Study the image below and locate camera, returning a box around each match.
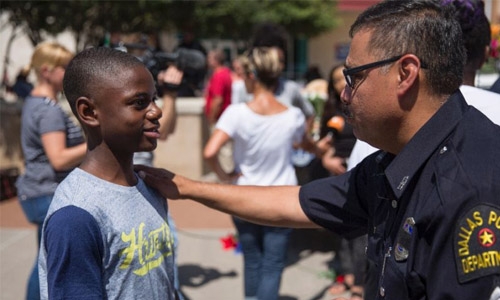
[115,43,207,95]
[139,47,207,79]
[119,43,206,78]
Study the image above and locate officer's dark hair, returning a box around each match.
[442,0,491,73]
[63,47,147,117]
[350,0,466,95]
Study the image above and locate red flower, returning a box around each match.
[220,233,238,251]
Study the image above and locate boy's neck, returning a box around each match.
[79,153,137,187]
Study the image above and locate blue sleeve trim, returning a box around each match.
[44,206,105,298]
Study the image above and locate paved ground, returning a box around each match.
[0,195,352,300]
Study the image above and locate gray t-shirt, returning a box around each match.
[39,168,176,299]
[275,78,315,118]
[16,96,85,200]
[275,78,316,167]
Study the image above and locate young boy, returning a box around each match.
[38,47,179,299]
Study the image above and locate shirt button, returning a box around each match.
[440,146,448,154]
[380,286,385,297]
[392,200,398,208]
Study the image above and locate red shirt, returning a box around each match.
[204,67,232,121]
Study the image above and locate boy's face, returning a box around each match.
[93,65,161,154]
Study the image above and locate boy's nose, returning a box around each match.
[147,103,162,120]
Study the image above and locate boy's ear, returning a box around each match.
[76,97,99,127]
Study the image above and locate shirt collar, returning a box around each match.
[382,90,469,198]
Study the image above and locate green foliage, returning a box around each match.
[193,0,338,39]
[1,0,339,49]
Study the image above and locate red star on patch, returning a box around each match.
[477,228,496,247]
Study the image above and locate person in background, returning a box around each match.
[12,66,34,100]
[250,22,318,185]
[176,30,207,97]
[15,42,87,300]
[38,47,179,299]
[318,64,356,178]
[303,65,323,85]
[203,47,307,300]
[231,55,252,105]
[205,49,233,127]
[137,1,500,299]
[204,49,234,175]
[315,64,364,300]
[444,0,500,125]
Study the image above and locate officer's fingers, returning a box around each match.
[136,167,180,199]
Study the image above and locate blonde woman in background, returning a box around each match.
[15,42,87,299]
[203,47,307,300]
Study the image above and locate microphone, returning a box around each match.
[327,115,345,134]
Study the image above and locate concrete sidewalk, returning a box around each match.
[1,197,349,300]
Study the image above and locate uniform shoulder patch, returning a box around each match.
[454,203,500,283]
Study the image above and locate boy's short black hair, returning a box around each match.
[63,47,146,116]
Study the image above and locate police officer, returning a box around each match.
[136,1,500,299]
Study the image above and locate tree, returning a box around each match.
[1,0,338,49]
[0,1,177,50]
[191,0,339,39]
[1,0,339,82]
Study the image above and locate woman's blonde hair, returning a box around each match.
[241,47,282,90]
[28,42,74,77]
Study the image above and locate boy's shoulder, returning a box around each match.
[51,168,110,212]
[52,168,166,213]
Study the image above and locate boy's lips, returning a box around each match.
[143,126,160,139]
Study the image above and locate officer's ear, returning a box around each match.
[396,54,421,97]
[76,97,99,127]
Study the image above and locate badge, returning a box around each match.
[394,217,415,262]
[454,204,500,283]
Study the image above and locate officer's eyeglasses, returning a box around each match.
[343,55,413,90]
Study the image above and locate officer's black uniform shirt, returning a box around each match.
[299,91,500,300]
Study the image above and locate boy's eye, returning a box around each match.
[131,94,157,110]
[134,98,150,109]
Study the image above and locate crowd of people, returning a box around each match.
[9,0,500,299]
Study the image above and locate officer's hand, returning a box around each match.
[135,164,184,200]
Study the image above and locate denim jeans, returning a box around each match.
[19,194,53,300]
[232,217,292,300]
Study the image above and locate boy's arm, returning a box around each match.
[135,165,320,229]
[44,206,104,298]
